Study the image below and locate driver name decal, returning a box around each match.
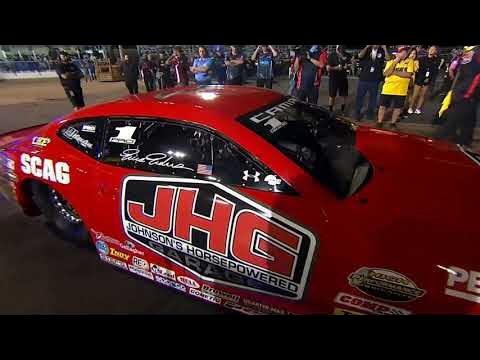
[121,176,317,300]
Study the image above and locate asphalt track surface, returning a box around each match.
[0,76,475,314]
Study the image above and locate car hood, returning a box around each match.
[0,124,48,149]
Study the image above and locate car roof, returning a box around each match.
[67,85,285,124]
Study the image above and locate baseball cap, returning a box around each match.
[397,45,410,52]
[59,51,70,56]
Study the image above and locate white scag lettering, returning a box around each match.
[20,154,70,184]
[445,266,480,303]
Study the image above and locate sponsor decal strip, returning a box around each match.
[125,220,299,295]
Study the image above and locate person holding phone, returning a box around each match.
[251,45,278,89]
[354,45,390,121]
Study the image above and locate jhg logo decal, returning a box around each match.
[121,176,317,300]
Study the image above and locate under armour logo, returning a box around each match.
[243,170,260,182]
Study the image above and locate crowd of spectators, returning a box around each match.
[3,44,478,147]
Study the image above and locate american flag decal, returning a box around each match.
[196,164,213,176]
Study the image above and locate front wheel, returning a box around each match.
[30,182,91,248]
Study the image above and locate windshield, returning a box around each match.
[237,97,372,197]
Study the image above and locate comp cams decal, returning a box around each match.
[334,292,411,315]
[121,176,317,300]
[348,267,426,302]
[441,265,480,304]
[20,154,70,184]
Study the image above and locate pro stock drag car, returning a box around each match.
[1,85,480,315]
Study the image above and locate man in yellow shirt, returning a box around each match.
[377,46,415,127]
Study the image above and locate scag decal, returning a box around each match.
[334,292,411,315]
[348,267,426,302]
[20,154,70,184]
[121,176,317,300]
[441,265,480,303]
[32,137,51,147]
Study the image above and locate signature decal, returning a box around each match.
[120,149,194,172]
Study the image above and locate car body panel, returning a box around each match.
[1,86,479,315]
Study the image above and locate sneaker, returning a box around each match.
[414,109,422,115]
[407,108,414,114]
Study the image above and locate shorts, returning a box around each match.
[414,76,433,87]
[379,94,406,109]
[329,77,348,97]
[64,87,85,108]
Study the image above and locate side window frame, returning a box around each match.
[100,117,214,178]
[57,117,107,160]
[99,116,296,194]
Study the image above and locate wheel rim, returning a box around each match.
[49,189,82,224]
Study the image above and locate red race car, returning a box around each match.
[1,85,479,315]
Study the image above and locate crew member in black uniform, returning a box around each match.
[120,53,140,94]
[55,51,85,110]
[436,46,480,146]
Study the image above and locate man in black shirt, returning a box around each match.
[354,45,390,120]
[327,45,350,114]
[293,47,322,104]
[408,46,440,114]
[120,54,140,94]
[55,51,85,110]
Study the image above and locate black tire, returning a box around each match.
[30,182,91,248]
